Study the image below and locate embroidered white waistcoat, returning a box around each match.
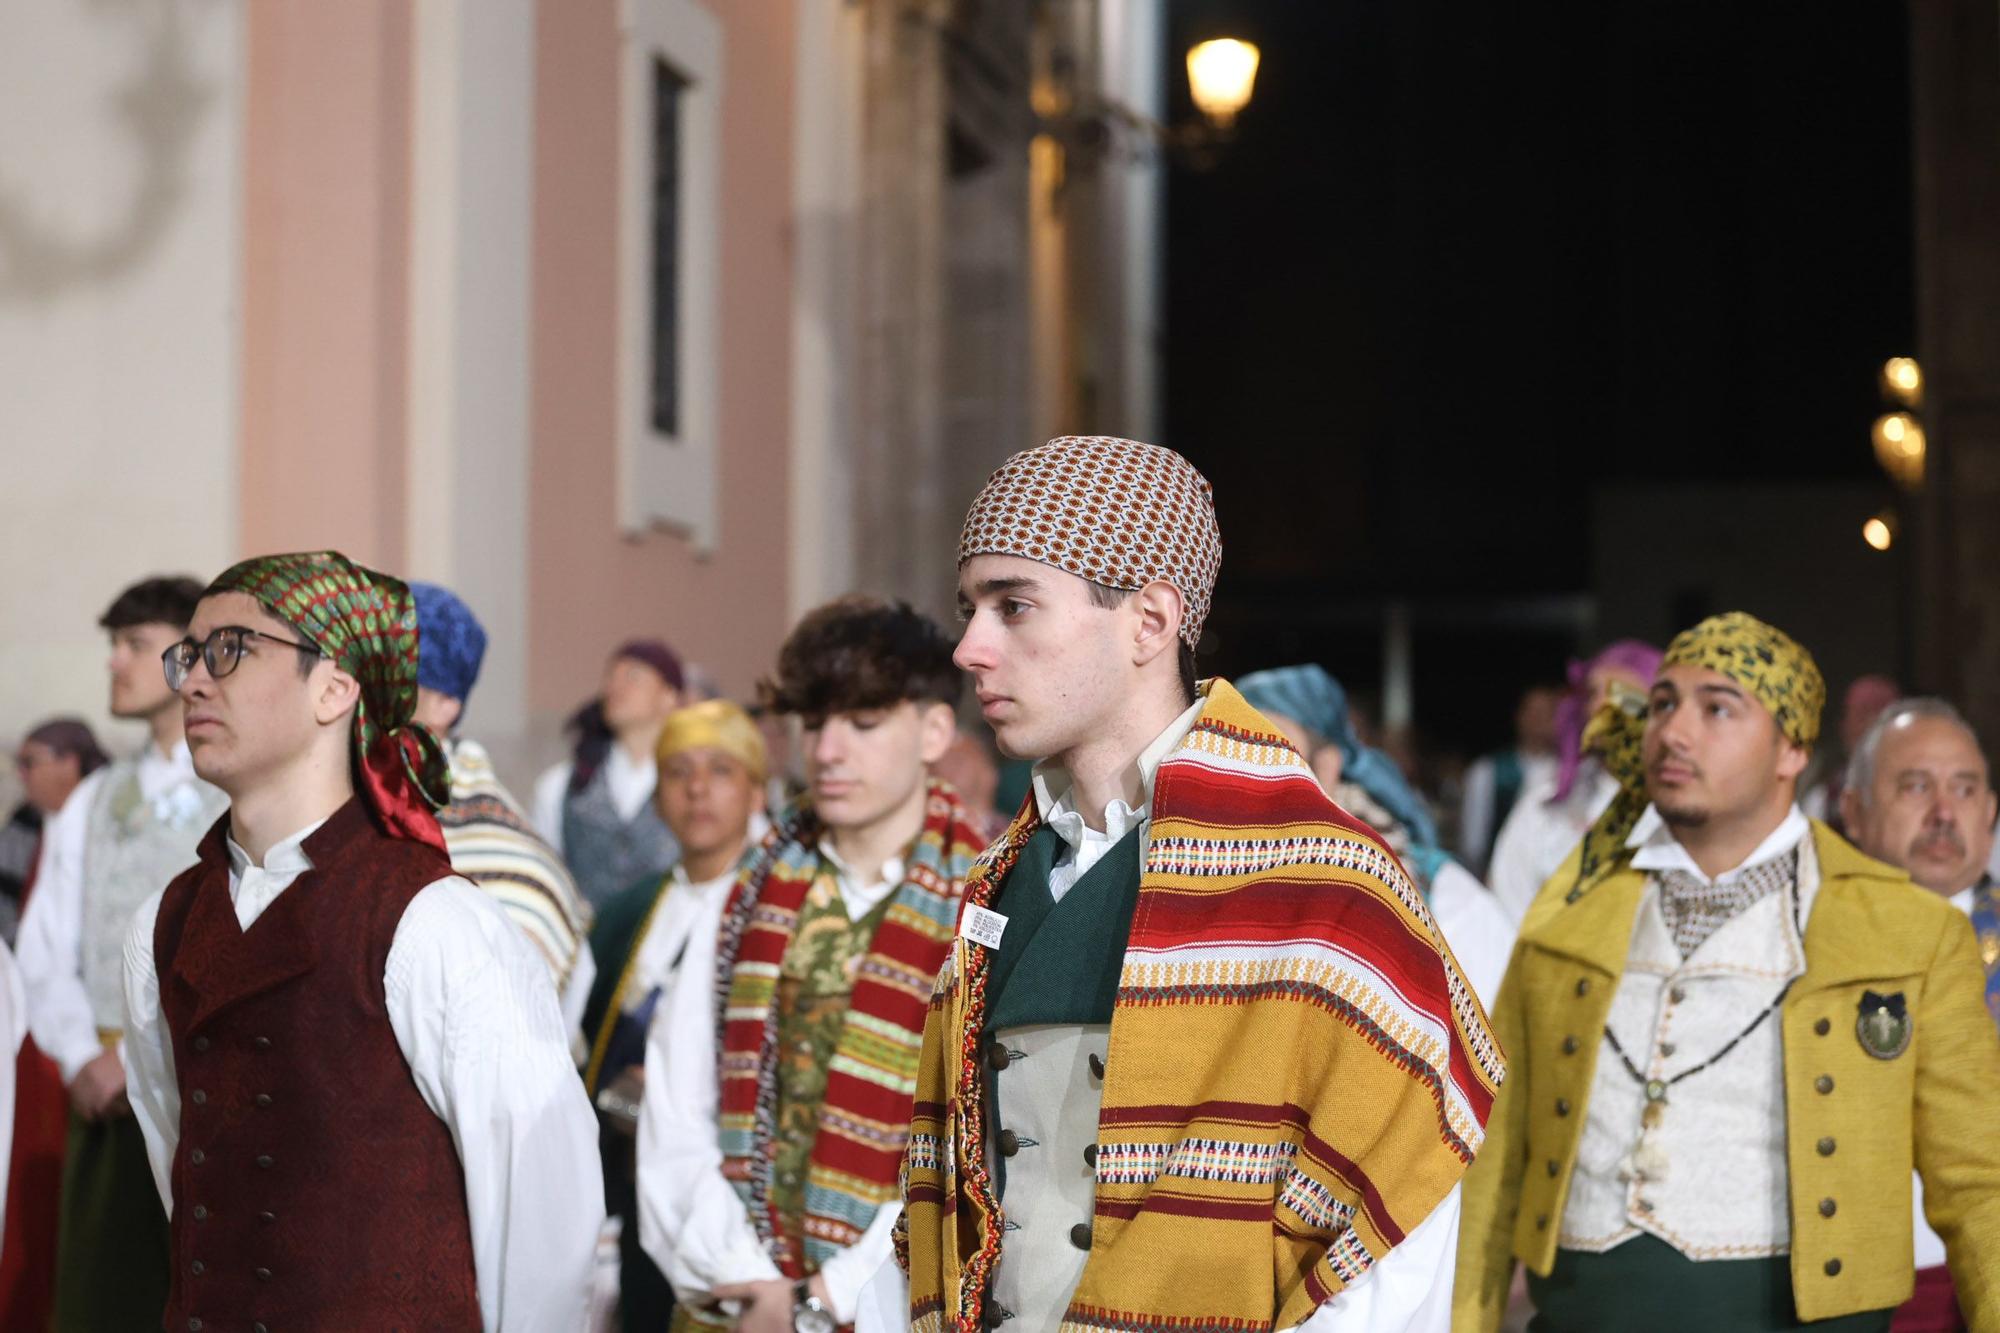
[1560,836,1822,1259]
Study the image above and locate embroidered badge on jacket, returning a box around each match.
[1856,990,1912,1060]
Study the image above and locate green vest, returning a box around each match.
[986,824,1145,1031]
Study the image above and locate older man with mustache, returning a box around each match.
[1841,697,2000,1331]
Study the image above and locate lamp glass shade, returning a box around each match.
[1187,39,1260,127]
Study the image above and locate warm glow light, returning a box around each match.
[1187,39,1260,128]
[1872,412,1927,489]
[1862,516,1894,552]
[1881,356,1923,408]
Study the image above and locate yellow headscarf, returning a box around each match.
[655,700,768,783]
[1568,611,1824,900]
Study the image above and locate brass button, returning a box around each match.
[1815,1075,1834,1095]
[191,1090,207,1106]
[1535,1214,1549,1231]
[1814,1017,1831,1036]
[1561,1035,1579,1055]
[1069,1222,1093,1251]
[191,1260,205,1275]
[254,1267,271,1282]
[1817,1137,1836,1157]
[256,1154,275,1169]
[1546,1160,1559,1177]
[1088,1053,1105,1079]
[986,1041,1010,1072]
[192,1036,210,1053]
[1658,1043,1676,1057]
[255,1093,273,1109]
[1555,1098,1571,1117]
[1083,1144,1098,1169]
[1575,978,1591,997]
[1669,986,1687,1004]
[998,1131,1019,1157]
[1825,1258,1842,1276]
[1820,1198,1837,1218]
[192,1205,208,1221]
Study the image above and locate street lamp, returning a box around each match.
[1186,39,1261,131]
[1035,35,1261,167]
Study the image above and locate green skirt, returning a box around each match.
[54,1110,169,1332]
[1527,1234,1892,1333]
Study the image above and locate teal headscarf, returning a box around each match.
[1236,665,1451,884]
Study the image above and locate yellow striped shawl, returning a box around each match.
[897,680,1506,1331]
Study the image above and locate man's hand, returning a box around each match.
[712,1278,793,1333]
[69,1048,129,1121]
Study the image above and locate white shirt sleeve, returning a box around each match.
[0,939,26,1215]
[561,941,597,1041]
[1484,787,1549,926]
[1291,1184,1460,1332]
[1425,864,1515,1012]
[121,887,180,1210]
[855,1254,911,1333]
[817,1202,902,1323]
[1457,758,1497,867]
[635,885,782,1302]
[386,877,606,1333]
[16,770,110,1082]
[531,765,571,853]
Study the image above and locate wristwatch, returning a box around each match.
[793,1281,836,1333]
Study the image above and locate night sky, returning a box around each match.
[1163,1,1915,754]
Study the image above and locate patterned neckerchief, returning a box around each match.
[1655,848,1799,958]
[1971,876,1999,1027]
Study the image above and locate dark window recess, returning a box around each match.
[649,58,687,437]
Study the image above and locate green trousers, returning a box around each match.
[1527,1234,1892,1333]
[54,1110,169,1332]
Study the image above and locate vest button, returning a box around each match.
[1815,1017,1831,1036]
[255,1267,272,1282]
[998,1131,1020,1157]
[1535,1214,1549,1231]
[192,1205,207,1221]
[1820,1198,1837,1218]
[256,1154,275,1169]
[257,1212,276,1226]
[1554,1099,1570,1117]
[1561,1035,1578,1055]
[1815,1075,1834,1095]
[191,1260,205,1275]
[190,1150,205,1165]
[982,1303,1007,1329]
[1669,986,1687,1004]
[986,1041,1010,1071]
[1546,1160,1559,1177]
[191,1090,207,1106]
[1817,1137,1836,1157]
[1069,1223,1093,1251]
[192,1037,210,1053]
[1658,1043,1676,1058]
[1088,1053,1104,1079]
[253,1036,271,1051]
[255,1093,273,1108]
[189,1320,203,1332]
[1825,1258,1842,1277]
[1084,1144,1098,1169]
[255,1324,269,1333]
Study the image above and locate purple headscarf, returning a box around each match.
[1550,639,1663,803]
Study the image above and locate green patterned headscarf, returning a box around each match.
[206,551,451,849]
[1568,611,1825,901]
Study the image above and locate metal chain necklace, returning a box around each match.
[1604,978,1795,1130]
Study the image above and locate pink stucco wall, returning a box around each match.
[238,2,412,568]
[528,0,796,714]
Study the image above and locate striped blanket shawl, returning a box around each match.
[715,780,983,1277]
[899,680,1506,1331]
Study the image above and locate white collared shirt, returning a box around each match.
[1028,698,1205,902]
[624,863,740,1015]
[1625,802,1813,885]
[120,816,605,1332]
[816,840,907,922]
[17,739,207,1082]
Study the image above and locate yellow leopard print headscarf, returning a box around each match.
[1567,612,1825,900]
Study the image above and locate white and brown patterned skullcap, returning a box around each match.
[957,435,1223,647]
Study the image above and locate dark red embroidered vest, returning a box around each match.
[154,798,481,1332]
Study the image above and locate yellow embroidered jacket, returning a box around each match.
[1455,821,2000,1330]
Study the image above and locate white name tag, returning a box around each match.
[960,904,1009,950]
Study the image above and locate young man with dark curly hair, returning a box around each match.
[637,596,989,1333]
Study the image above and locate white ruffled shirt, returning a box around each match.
[855,700,1462,1333]
[120,815,605,1332]
[636,839,909,1323]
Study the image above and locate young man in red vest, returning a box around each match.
[119,551,603,1331]
[638,596,988,1332]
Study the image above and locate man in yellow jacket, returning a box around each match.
[1456,612,2000,1332]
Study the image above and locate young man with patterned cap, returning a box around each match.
[1456,612,2000,1333]
[584,698,769,1332]
[410,581,596,1032]
[638,597,988,1332]
[16,574,226,1330]
[870,436,1503,1332]
[119,551,603,1331]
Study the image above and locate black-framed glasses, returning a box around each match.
[163,626,324,690]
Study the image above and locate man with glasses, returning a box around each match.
[17,574,225,1330]
[120,551,602,1331]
